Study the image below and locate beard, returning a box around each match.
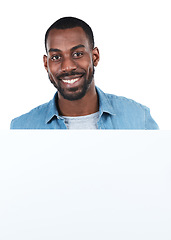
[49,67,95,101]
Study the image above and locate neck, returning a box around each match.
[57,84,99,117]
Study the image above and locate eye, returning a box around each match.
[73,52,84,58]
[50,55,61,61]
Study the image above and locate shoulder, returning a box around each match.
[10,101,50,129]
[107,93,149,111]
[97,86,149,112]
[96,87,159,129]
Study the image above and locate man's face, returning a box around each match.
[43,27,99,101]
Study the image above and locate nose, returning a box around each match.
[61,56,77,73]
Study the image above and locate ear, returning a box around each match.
[43,55,48,71]
[92,47,100,67]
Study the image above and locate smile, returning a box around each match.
[61,77,80,84]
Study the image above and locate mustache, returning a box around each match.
[56,71,85,80]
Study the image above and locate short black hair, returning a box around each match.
[45,17,94,52]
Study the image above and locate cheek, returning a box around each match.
[47,62,59,77]
[87,60,94,74]
[83,56,94,72]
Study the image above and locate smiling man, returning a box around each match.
[10,17,159,129]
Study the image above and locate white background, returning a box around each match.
[0,0,171,129]
[0,130,171,239]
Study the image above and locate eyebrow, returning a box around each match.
[48,44,85,53]
[71,44,85,51]
[48,48,61,53]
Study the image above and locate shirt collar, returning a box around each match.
[45,87,116,124]
[96,87,116,116]
[45,92,60,124]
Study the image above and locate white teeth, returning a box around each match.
[62,78,79,84]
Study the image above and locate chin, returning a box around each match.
[59,87,87,101]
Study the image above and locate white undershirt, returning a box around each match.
[61,111,100,129]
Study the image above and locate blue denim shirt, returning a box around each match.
[10,87,159,129]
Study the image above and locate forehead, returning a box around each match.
[46,27,90,52]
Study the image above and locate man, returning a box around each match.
[10,17,159,129]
